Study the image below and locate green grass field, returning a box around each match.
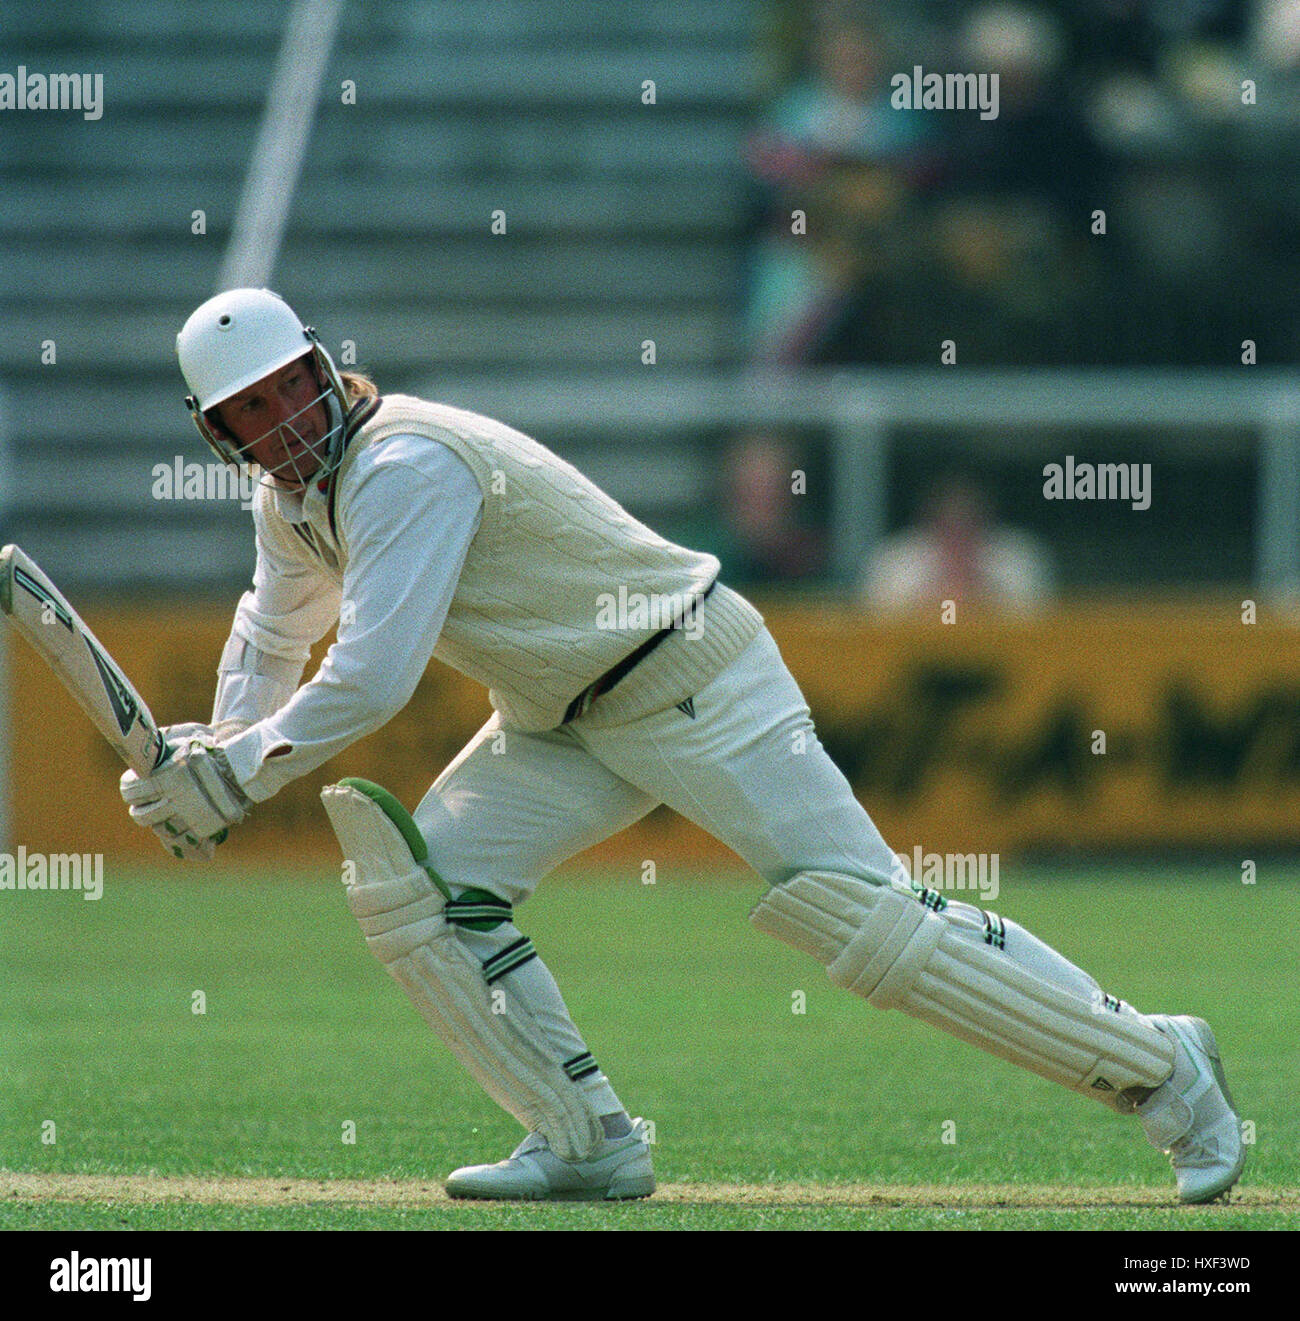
[1,860,1296,1230]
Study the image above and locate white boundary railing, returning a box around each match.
[440,370,1300,589]
[11,370,1300,594]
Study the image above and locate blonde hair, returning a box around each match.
[341,370,378,401]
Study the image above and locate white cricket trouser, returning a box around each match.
[411,627,1164,1133]
[414,628,897,902]
[412,626,897,1128]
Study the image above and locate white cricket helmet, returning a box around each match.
[176,287,350,486]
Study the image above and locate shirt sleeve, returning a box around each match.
[221,440,484,801]
[212,513,342,734]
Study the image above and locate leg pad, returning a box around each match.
[322,781,605,1160]
[753,872,1175,1106]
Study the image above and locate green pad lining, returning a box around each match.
[336,776,452,900]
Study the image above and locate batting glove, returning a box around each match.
[152,817,220,862]
[159,721,214,741]
[140,724,227,859]
[161,719,253,744]
[121,736,251,862]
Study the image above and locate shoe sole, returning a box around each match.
[1175,1017,1247,1204]
[446,1180,655,1202]
[445,1161,655,1202]
[605,1172,656,1200]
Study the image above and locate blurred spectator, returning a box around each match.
[922,4,1111,362]
[947,4,1104,216]
[861,474,1054,611]
[743,10,943,363]
[713,433,828,584]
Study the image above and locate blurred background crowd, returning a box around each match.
[694,0,1298,604]
[743,0,1300,370]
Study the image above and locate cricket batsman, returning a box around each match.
[120,288,1245,1203]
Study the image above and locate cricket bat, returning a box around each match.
[0,543,170,775]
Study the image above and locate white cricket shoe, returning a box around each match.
[446,1118,655,1201]
[1136,1015,1245,1204]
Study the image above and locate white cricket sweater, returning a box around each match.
[218,394,763,801]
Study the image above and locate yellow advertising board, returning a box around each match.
[3,601,1297,867]
[772,602,1298,856]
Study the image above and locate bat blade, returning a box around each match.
[0,543,170,776]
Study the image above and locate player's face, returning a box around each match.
[214,356,330,487]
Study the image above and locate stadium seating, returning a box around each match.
[0,0,756,588]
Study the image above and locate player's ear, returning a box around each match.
[205,405,234,439]
[204,406,254,461]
